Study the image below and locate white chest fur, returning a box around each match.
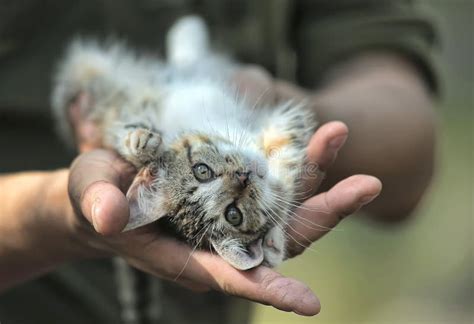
[159,79,256,143]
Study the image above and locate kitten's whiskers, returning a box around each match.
[256,191,321,255]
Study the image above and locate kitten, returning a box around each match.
[52,16,316,270]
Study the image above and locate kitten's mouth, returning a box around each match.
[211,238,264,270]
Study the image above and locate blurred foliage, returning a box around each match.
[253,1,473,323]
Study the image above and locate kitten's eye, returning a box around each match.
[193,163,214,182]
[225,205,243,226]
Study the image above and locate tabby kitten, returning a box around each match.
[52,16,316,270]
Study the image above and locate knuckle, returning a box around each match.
[261,275,293,302]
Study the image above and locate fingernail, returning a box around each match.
[294,293,320,316]
[91,199,100,231]
[328,134,347,150]
[359,194,377,206]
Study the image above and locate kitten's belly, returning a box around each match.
[158,80,250,140]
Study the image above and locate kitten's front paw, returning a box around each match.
[122,126,162,166]
[262,226,286,268]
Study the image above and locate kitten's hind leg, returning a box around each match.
[262,226,286,268]
[115,123,162,168]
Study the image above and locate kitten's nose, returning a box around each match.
[235,171,250,188]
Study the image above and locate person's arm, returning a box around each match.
[0,170,87,290]
[313,53,436,221]
[0,124,381,315]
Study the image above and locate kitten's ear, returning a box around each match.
[211,239,264,270]
[124,166,161,231]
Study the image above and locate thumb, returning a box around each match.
[68,150,136,235]
[80,181,130,235]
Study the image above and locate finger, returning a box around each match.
[287,175,382,257]
[130,236,320,316]
[68,92,103,152]
[76,119,102,153]
[81,181,130,235]
[306,121,349,172]
[229,65,276,106]
[298,121,349,200]
[68,150,136,235]
[188,252,321,316]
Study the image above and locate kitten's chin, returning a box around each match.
[211,238,264,270]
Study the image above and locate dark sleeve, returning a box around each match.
[292,0,439,93]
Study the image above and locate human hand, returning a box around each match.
[67,125,380,317]
[69,149,325,315]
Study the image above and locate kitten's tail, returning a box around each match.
[166,15,210,68]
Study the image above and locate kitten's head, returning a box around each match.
[131,133,284,269]
[127,105,315,270]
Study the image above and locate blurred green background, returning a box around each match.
[252,1,473,323]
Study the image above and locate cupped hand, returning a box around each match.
[69,149,321,315]
[66,66,381,316]
[67,133,380,317]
